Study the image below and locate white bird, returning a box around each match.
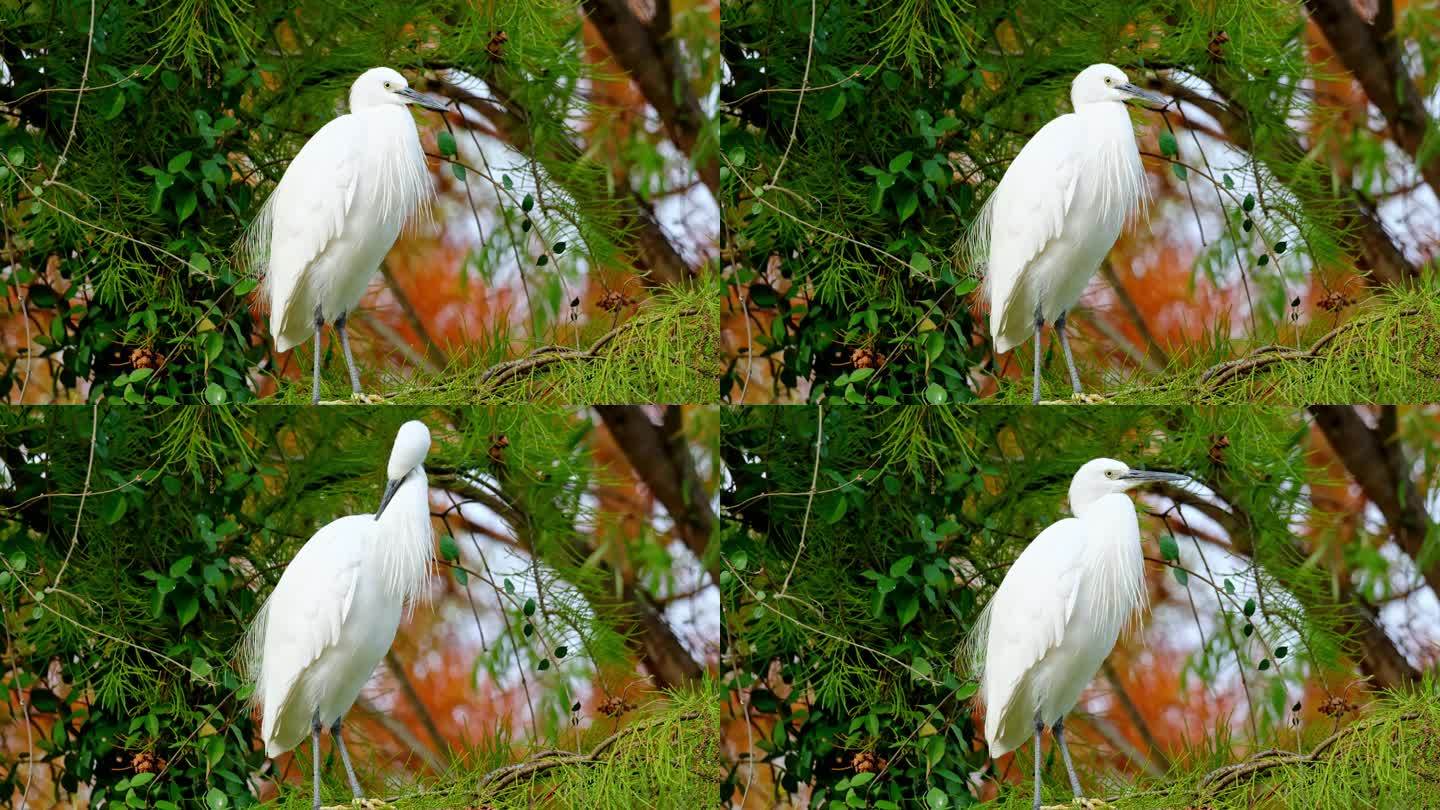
[243,67,447,404]
[243,420,434,809]
[970,458,1186,810]
[967,64,1165,404]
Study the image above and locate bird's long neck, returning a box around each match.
[1079,102,1148,222]
[373,467,433,605]
[1075,493,1148,632]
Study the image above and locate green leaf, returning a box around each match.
[522,193,534,212]
[849,367,875,383]
[825,494,849,524]
[437,131,457,157]
[1171,162,1188,181]
[889,556,914,577]
[451,162,465,181]
[1258,658,1271,671]
[1172,566,1189,586]
[910,252,933,278]
[538,658,551,671]
[896,189,919,222]
[523,597,536,616]
[438,535,460,562]
[924,383,947,404]
[1243,193,1255,212]
[1159,131,1178,158]
[851,772,875,786]
[926,786,948,808]
[7,146,24,166]
[825,92,847,121]
[191,657,213,679]
[1159,535,1179,562]
[206,787,227,810]
[177,593,199,627]
[1275,645,1288,659]
[1243,597,1256,617]
[888,151,914,173]
[1275,241,1288,254]
[175,189,198,223]
[204,382,227,405]
[955,681,979,700]
[555,645,568,658]
[167,151,193,173]
[130,772,155,788]
[169,556,194,577]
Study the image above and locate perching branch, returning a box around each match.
[477,711,702,791]
[1197,308,1419,388]
[478,306,701,388]
[1196,711,1420,793]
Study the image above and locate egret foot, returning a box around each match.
[1070,392,1107,404]
[350,392,384,404]
[320,802,389,810]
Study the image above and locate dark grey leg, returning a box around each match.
[1053,715,1083,798]
[311,712,323,810]
[1054,311,1083,395]
[312,307,324,406]
[1032,304,1044,405]
[1033,716,1044,810]
[334,312,363,396]
[331,716,365,799]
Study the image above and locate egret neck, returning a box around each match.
[371,465,432,607]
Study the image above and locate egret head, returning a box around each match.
[377,420,432,518]
[1070,64,1166,110]
[350,67,449,113]
[1069,457,1187,512]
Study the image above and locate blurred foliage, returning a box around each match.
[0,405,715,806]
[718,405,1434,807]
[720,0,1439,403]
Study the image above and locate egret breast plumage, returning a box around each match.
[967,64,1164,403]
[969,458,1187,809]
[244,420,435,808]
[243,67,448,404]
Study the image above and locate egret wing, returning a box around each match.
[255,518,365,742]
[977,115,1085,350]
[259,116,364,348]
[979,517,1087,747]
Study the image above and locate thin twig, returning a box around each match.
[44,0,95,188]
[764,0,816,192]
[779,404,822,597]
[50,403,98,591]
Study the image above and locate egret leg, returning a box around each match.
[1053,716,1084,799]
[334,312,364,397]
[1054,311,1084,395]
[1032,305,1045,405]
[312,307,324,406]
[331,717,365,799]
[1032,717,1044,810]
[311,712,323,810]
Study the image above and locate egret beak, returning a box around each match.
[398,87,449,112]
[1120,469,1188,485]
[375,476,404,520]
[1119,83,1167,108]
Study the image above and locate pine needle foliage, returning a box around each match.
[1,0,710,403]
[721,405,1408,807]
[721,0,1438,403]
[0,404,714,806]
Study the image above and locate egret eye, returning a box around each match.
[1105,469,1117,478]
[1104,77,1112,85]
[384,81,392,89]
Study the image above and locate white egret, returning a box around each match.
[970,458,1187,810]
[244,420,435,809]
[243,67,448,404]
[967,64,1165,404]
